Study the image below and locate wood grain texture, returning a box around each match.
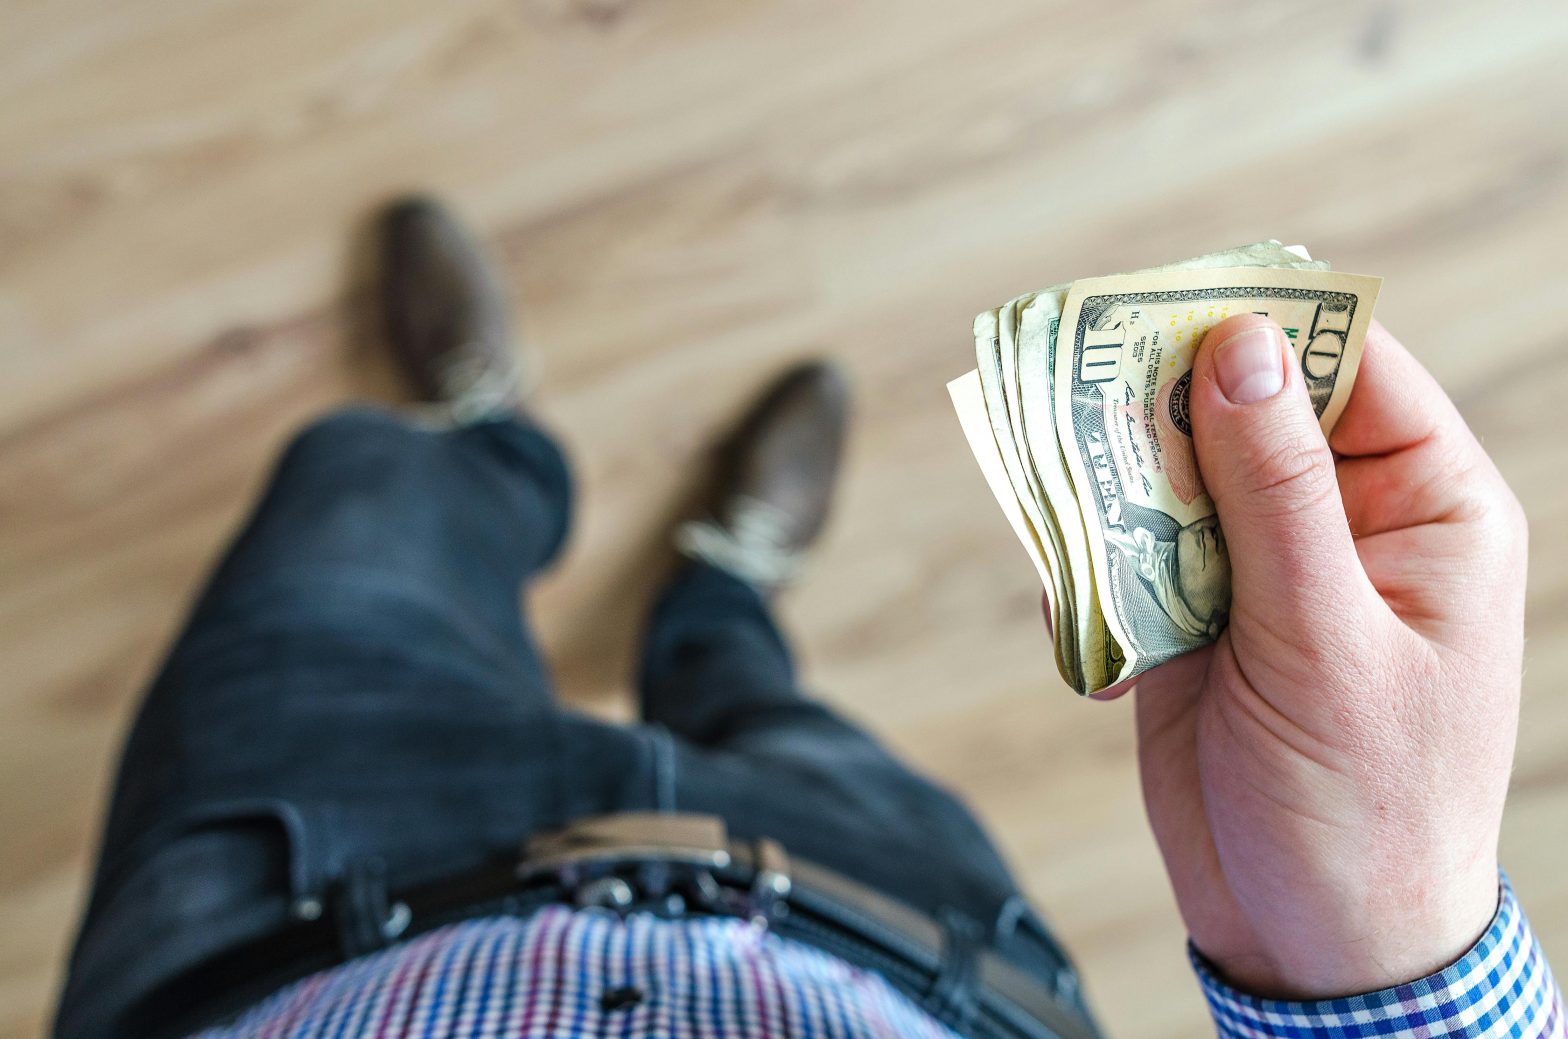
[3,2,1567,1035]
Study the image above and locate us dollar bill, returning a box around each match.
[951,243,1380,694]
[1053,265,1380,684]
[1009,246,1329,690]
[971,307,1082,686]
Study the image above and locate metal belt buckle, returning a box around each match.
[517,813,791,928]
[747,835,791,927]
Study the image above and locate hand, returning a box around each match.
[1104,314,1527,998]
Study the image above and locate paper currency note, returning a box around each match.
[953,243,1377,694]
[972,308,1072,649]
[998,244,1330,691]
[1053,265,1381,683]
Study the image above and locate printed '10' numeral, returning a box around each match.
[1080,324,1126,384]
[1302,300,1352,379]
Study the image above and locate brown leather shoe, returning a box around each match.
[677,362,852,592]
[379,196,523,421]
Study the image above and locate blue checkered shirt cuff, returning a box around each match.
[1191,875,1565,1038]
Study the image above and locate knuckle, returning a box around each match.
[1459,470,1528,553]
[1486,488,1530,562]
[1232,431,1338,517]
[1504,491,1529,543]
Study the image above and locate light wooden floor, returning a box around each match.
[4,2,1568,1035]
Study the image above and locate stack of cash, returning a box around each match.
[949,243,1380,694]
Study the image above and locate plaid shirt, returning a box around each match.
[197,877,1562,1039]
[1193,877,1565,1039]
[193,907,963,1038]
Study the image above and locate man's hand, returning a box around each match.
[1103,314,1527,999]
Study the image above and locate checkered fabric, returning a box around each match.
[1192,876,1565,1038]
[191,905,964,1038]
[195,875,1563,1038]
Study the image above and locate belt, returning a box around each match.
[123,814,1097,1039]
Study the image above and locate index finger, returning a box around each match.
[1330,320,1468,458]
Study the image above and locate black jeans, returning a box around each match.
[55,407,1091,1038]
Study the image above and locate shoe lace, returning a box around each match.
[412,348,522,427]
[675,495,804,588]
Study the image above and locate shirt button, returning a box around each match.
[600,986,644,1012]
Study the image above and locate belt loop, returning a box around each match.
[928,907,984,1029]
[646,727,679,813]
[331,857,411,960]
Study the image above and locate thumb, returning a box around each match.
[1190,314,1366,636]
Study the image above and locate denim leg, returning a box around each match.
[639,561,1089,1021]
[638,562,936,790]
[57,407,578,1039]
[639,561,978,869]
[639,561,798,742]
[182,407,571,690]
[93,407,576,876]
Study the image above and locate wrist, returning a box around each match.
[1206,866,1501,1000]
[1190,874,1560,1039]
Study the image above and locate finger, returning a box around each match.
[1332,322,1499,536]
[1329,320,1467,459]
[1090,675,1134,701]
[1091,644,1212,702]
[1132,650,1209,720]
[1190,314,1372,638]
[1336,439,1476,537]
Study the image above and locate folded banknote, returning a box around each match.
[950,242,1380,694]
